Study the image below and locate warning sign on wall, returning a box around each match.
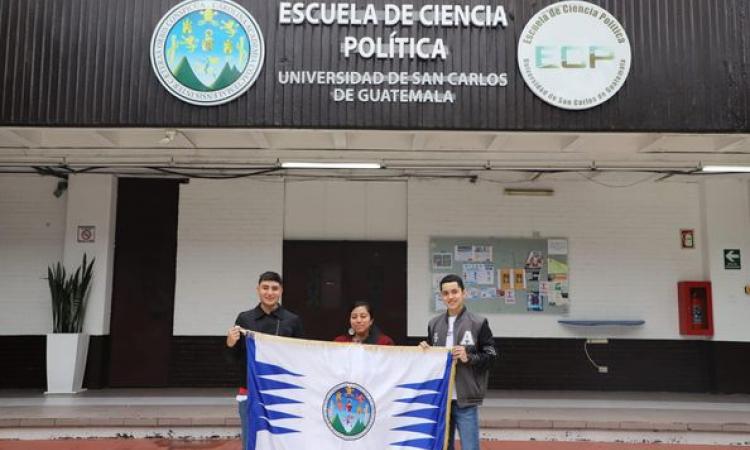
[77,225,96,243]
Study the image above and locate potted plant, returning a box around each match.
[45,254,95,394]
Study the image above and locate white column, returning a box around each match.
[62,174,118,335]
[701,178,750,341]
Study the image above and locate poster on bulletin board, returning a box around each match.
[429,237,570,315]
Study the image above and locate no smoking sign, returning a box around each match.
[77,225,96,243]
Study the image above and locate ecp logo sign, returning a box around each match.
[517,1,631,110]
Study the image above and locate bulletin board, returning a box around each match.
[429,237,570,315]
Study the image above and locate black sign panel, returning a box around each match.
[0,0,748,131]
[724,249,741,270]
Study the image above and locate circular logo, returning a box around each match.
[150,0,265,106]
[322,382,375,441]
[517,0,631,110]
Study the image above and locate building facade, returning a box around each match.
[1,0,749,392]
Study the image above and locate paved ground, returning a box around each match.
[0,439,745,449]
[1,389,749,446]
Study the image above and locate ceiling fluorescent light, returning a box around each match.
[281,162,381,169]
[702,165,750,173]
[504,188,554,197]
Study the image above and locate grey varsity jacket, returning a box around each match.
[428,307,497,407]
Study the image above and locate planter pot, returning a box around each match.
[46,333,89,394]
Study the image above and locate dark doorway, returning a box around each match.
[108,179,179,387]
[282,241,407,344]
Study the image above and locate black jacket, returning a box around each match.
[428,307,497,407]
[225,304,304,389]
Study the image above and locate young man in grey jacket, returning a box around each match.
[420,274,497,450]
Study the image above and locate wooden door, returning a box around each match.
[282,241,407,344]
[108,179,179,387]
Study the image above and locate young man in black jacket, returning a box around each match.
[225,271,303,450]
[420,274,497,450]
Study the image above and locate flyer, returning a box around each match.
[513,268,526,290]
[525,250,544,269]
[499,268,511,290]
[527,291,543,311]
[463,263,495,285]
[454,245,474,262]
[432,252,453,270]
[548,239,569,255]
[548,258,569,274]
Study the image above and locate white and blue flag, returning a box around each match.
[244,333,455,450]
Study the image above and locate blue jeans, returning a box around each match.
[448,401,479,450]
[238,399,248,450]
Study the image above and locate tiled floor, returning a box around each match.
[0,439,746,449]
[2,389,749,430]
[1,389,749,445]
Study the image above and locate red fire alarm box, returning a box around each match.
[677,281,714,336]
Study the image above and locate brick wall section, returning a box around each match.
[168,336,241,387]
[0,334,742,391]
[488,338,714,392]
[0,336,46,388]
[161,336,744,392]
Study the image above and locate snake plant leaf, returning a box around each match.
[46,254,95,333]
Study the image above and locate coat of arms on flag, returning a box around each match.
[323,382,375,439]
[244,333,455,450]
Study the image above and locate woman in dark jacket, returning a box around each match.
[334,301,394,345]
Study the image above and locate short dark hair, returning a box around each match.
[439,274,464,291]
[258,271,283,285]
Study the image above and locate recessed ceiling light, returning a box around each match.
[281,162,381,169]
[702,165,750,173]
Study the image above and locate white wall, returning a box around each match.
[174,179,406,335]
[701,179,750,341]
[62,174,117,335]
[0,175,66,334]
[284,180,407,240]
[173,178,284,335]
[407,178,708,339]
[5,174,747,342]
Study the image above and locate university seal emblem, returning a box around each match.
[150,0,264,106]
[322,382,375,440]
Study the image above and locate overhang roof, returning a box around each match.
[2,128,749,183]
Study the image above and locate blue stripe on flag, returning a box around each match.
[258,392,303,405]
[432,352,453,449]
[391,422,438,435]
[255,417,300,434]
[396,378,444,391]
[390,352,453,450]
[264,409,302,420]
[256,377,303,391]
[394,407,440,421]
[251,401,302,421]
[246,334,305,449]
[256,360,303,377]
[390,438,437,449]
[395,393,443,405]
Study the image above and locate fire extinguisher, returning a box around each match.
[691,291,705,327]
